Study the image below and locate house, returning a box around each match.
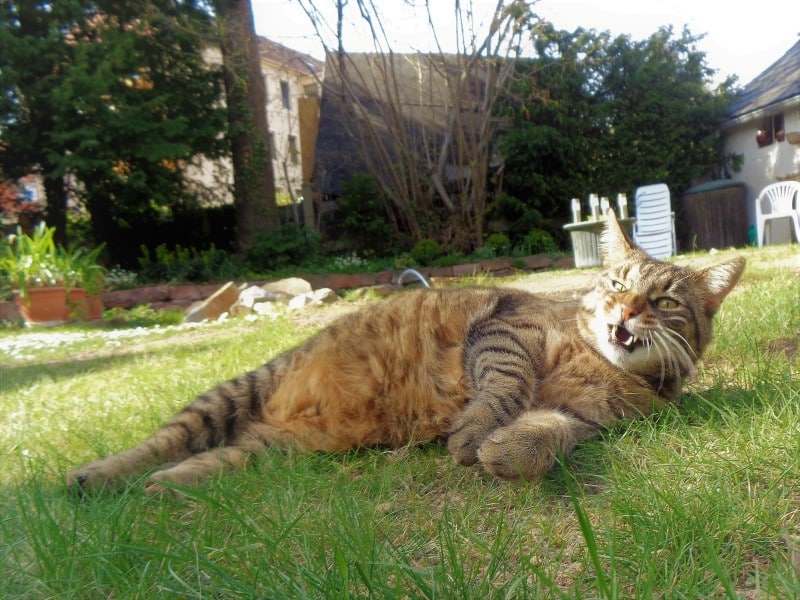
[720,39,800,243]
[259,38,323,209]
[187,38,324,211]
[312,52,503,241]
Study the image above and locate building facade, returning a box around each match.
[720,40,800,242]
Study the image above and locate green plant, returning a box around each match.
[247,223,321,272]
[483,233,511,256]
[411,239,443,266]
[520,229,557,255]
[103,304,184,327]
[103,267,139,291]
[0,223,105,300]
[137,244,246,283]
[336,173,397,256]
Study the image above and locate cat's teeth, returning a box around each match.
[609,325,638,350]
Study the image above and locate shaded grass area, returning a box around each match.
[1,248,798,598]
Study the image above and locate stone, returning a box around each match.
[287,288,339,311]
[311,288,339,304]
[183,281,240,323]
[261,277,312,299]
[238,285,277,308]
[287,293,315,311]
[252,302,281,318]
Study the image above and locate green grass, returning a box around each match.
[1,247,798,598]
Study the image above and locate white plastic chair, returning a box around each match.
[755,181,800,247]
[633,183,676,259]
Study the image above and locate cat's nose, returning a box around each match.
[620,295,646,321]
[621,304,639,321]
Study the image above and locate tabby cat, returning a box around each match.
[67,213,745,493]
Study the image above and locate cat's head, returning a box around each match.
[578,212,745,390]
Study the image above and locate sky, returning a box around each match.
[251,0,799,87]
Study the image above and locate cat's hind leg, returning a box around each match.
[66,425,195,492]
[475,408,596,480]
[142,422,299,493]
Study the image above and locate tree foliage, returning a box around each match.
[498,24,737,233]
[0,0,228,262]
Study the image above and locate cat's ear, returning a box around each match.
[699,257,746,315]
[600,211,636,265]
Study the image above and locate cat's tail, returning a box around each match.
[67,351,293,493]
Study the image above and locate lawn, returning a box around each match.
[1,246,798,599]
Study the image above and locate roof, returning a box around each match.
[726,39,800,121]
[258,37,323,76]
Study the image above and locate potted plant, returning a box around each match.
[0,223,106,325]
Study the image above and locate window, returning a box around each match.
[756,113,785,147]
[280,80,290,110]
[269,131,276,160]
[288,135,299,164]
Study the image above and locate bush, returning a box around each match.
[411,239,443,266]
[336,173,396,256]
[484,233,511,256]
[137,244,245,283]
[246,223,321,272]
[520,229,557,255]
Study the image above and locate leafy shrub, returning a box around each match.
[336,173,396,256]
[520,229,557,255]
[104,267,139,291]
[431,253,465,268]
[486,192,545,246]
[137,244,245,283]
[392,253,417,270]
[103,304,184,327]
[246,223,321,272]
[411,239,443,266]
[484,233,511,256]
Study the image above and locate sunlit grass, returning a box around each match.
[1,245,798,598]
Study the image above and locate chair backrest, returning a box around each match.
[634,183,674,259]
[634,183,672,235]
[757,181,800,215]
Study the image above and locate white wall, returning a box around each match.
[722,103,800,243]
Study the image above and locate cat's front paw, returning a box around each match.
[476,411,573,480]
[447,420,490,466]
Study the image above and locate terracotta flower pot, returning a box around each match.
[12,287,104,325]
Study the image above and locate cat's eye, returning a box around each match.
[655,297,679,309]
[610,280,627,292]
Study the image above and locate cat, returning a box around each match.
[67,213,745,493]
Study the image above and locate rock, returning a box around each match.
[239,285,278,308]
[183,281,240,323]
[287,288,339,311]
[312,288,339,304]
[252,302,281,318]
[261,277,312,300]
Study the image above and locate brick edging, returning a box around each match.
[2,254,574,318]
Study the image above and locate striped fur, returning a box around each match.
[67,214,744,492]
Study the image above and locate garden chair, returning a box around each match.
[633,183,676,259]
[755,181,800,247]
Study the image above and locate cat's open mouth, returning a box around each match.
[608,324,648,352]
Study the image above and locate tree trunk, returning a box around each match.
[214,0,278,254]
[42,173,68,246]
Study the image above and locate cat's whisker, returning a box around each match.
[662,315,688,325]
[647,331,669,389]
[659,329,696,375]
